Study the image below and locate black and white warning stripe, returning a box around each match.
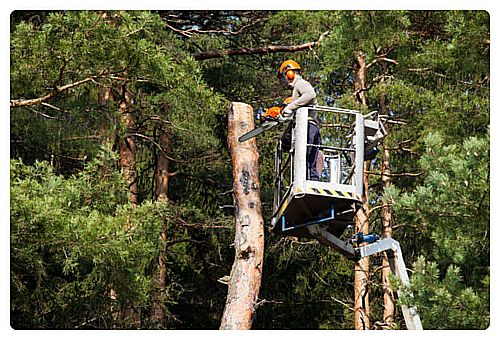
[310,187,361,201]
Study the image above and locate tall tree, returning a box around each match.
[375,59,396,329]
[353,50,371,330]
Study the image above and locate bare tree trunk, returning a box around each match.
[220,102,265,330]
[379,60,395,328]
[353,51,371,330]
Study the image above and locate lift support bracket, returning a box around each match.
[307,225,423,330]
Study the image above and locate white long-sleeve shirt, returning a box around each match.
[285,75,320,125]
[287,75,318,111]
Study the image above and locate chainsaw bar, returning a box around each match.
[238,120,279,142]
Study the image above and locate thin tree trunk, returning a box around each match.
[150,125,172,325]
[380,146,395,328]
[117,83,141,328]
[220,102,265,330]
[353,50,371,330]
[154,127,172,201]
[97,81,122,328]
[354,51,368,107]
[97,83,117,155]
[118,84,139,206]
[354,164,371,330]
[379,61,396,329]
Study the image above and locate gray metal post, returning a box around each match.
[354,113,364,197]
[330,156,340,184]
[294,107,308,190]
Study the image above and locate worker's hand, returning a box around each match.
[277,113,293,122]
[282,105,293,115]
[277,105,294,122]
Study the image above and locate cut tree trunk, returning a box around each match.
[220,102,265,330]
[353,50,371,330]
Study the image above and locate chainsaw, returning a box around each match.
[238,98,292,143]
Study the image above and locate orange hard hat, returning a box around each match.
[277,60,301,79]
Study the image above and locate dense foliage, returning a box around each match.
[10,10,489,330]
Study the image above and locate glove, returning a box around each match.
[278,105,294,122]
[282,105,293,115]
[278,114,293,122]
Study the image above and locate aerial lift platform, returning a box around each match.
[269,106,423,330]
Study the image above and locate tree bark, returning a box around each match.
[379,61,396,329]
[354,51,368,107]
[220,102,265,330]
[353,50,370,330]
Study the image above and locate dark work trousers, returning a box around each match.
[307,121,321,181]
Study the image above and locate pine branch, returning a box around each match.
[10,76,96,108]
[366,171,425,178]
[366,57,398,70]
[126,132,178,162]
[166,18,265,37]
[9,70,141,109]
[194,31,329,61]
